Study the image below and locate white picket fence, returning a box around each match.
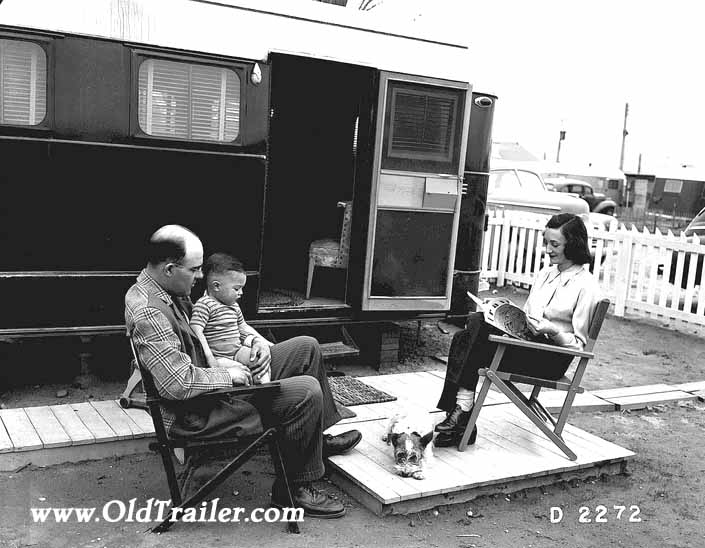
[480,210,705,335]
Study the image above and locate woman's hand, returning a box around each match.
[526,316,560,338]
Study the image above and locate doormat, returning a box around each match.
[329,376,397,407]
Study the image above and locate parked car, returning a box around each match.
[487,164,612,267]
[544,177,617,215]
[664,206,705,288]
[488,165,589,216]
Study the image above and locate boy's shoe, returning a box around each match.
[271,481,346,519]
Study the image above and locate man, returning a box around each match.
[125,225,361,518]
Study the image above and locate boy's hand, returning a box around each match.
[249,338,272,376]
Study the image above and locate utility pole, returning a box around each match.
[555,130,566,163]
[637,152,642,174]
[619,102,629,170]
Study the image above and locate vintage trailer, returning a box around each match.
[0,0,494,373]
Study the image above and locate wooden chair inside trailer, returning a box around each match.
[128,340,300,534]
[306,200,352,299]
[458,298,611,460]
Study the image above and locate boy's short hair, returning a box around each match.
[204,253,246,280]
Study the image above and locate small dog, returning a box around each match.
[382,412,435,480]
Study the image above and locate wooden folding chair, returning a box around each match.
[458,298,611,461]
[129,340,300,534]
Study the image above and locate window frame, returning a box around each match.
[0,30,55,133]
[130,49,248,147]
[380,80,465,175]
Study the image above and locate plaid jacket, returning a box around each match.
[125,270,256,433]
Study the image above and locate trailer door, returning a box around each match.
[362,73,470,311]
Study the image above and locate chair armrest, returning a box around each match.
[149,381,281,404]
[487,334,594,359]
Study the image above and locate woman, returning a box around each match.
[434,213,602,447]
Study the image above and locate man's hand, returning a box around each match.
[248,337,272,377]
[226,362,253,386]
[526,316,560,338]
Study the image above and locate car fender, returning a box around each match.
[593,199,617,214]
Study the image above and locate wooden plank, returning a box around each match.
[90,400,140,440]
[0,438,153,472]
[0,417,14,453]
[611,390,697,411]
[24,406,72,449]
[69,403,118,443]
[0,408,42,451]
[591,384,673,399]
[672,381,705,393]
[51,404,95,446]
[121,406,156,436]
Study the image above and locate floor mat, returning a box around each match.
[329,376,397,407]
[258,289,305,307]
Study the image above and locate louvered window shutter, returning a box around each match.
[138,58,240,142]
[389,89,456,161]
[0,39,47,126]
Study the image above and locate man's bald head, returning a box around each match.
[146,224,201,267]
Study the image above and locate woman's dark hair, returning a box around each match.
[204,252,245,280]
[546,213,592,265]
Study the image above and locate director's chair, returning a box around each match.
[458,298,610,461]
[129,340,300,534]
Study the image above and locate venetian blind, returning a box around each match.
[389,89,456,161]
[0,39,47,126]
[138,58,240,142]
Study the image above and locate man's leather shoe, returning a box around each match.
[433,425,478,448]
[271,482,345,518]
[434,405,471,433]
[323,430,362,457]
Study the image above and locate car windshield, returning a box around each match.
[687,207,705,230]
[516,170,546,192]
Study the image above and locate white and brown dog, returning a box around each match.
[382,412,435,480]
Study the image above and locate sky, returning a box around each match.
[364,0,705,174]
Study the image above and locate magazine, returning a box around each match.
[466,291,541,341]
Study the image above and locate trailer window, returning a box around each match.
[0,39,47,126]
[138,58,240,142]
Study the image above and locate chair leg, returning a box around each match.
[306,257,315,299]
[152,430,276,534]
[268,437,301,534]
[486,370,577,461]
[457,345,506,451]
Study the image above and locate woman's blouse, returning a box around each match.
[523,263,602,351]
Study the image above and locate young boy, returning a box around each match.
[190,253,271,384]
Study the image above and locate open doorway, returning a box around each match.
[259,54,373,311]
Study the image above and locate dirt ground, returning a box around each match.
[2,285,705,548]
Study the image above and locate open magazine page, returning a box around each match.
[467,292,541,341]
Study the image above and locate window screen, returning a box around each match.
[382,81,464,174]
[0,39,47,126]
[138,58,240,142]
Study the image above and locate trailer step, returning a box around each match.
[320,326,359,359]
[320,341,359,359]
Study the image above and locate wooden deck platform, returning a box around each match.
[1,371,703,480]
[325,372,636,515]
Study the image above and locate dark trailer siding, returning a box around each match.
[0,34,271,332]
